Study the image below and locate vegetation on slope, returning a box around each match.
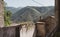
[4,2,12,26]
[11,6,54,23]
[4,8,12,26]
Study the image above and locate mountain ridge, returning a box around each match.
[11,6,55,23]
[5,7,22,14]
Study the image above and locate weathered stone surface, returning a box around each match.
[20,22,35,37]
[45,16,56,34]
[0,28,3,37]
[0,27,16,37]
[36,22,46,37]
[0,0,4,27]
[0,25,22,37]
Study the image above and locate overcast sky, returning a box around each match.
[4,0,55,8]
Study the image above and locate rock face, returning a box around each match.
[0,0,4,27]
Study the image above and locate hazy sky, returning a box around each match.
[4,0,55,8]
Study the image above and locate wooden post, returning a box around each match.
[0,0,4,27]
[55,0,60,31]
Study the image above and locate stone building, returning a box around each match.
[45,16,56,34]
[36,22,46,37]
[36,16,56,37]
[0,0,4,27]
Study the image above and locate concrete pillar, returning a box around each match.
[36,22,46,37]
[0,0,4,27]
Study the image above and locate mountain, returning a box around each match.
[5,7,22,14]
[11,6,55,23]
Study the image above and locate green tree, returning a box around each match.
[4,9,12,26]
[4,2,12,26]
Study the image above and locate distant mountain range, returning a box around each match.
[5,7,22,14]
[6,6,55,23]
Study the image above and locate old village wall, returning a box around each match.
[0,0,4,27]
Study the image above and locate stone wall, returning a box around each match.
[0,25,22,37]
[45,16,56,34]
[36,22,46,37]
[35,16,56,37]
[20,22,35,37]
[0,0,4,27]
